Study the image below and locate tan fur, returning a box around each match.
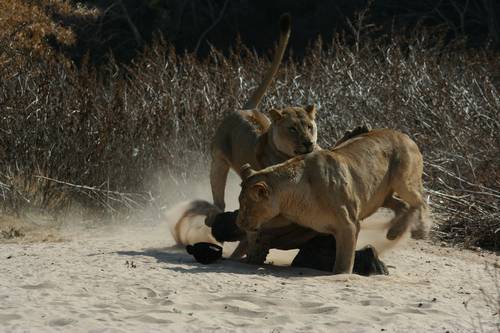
[166,200,221,246]
[211,106,319,210]
[237,129,431,274]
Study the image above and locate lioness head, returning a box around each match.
[236,164,279,232]
[269,104,317,156]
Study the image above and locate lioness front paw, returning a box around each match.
[245,252,268,265]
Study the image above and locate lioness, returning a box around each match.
[207,13,320,259]
[237,129,430,274]
[208,13,319,212]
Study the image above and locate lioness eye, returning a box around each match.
[308,125,313,131]
[288,127,297,134]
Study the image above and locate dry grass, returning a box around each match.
[0,19,498,249]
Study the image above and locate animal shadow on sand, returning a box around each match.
[115,246,331,278]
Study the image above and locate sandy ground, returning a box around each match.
[1,215,499,333]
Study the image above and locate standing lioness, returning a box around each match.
[207,13,321,259]
[208,13,320,212]
[237,129,430,274]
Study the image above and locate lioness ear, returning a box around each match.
[305,104,317,119]
[240,163,256,180]
[269,108,283,122]
[249,181,270,202]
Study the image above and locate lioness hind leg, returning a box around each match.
[386,187,424,240]
[384,195,411,240]
[382,194,408,215]
[210,153,230,211]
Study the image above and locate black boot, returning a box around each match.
[291,235,388,276]
[186,242,223,264]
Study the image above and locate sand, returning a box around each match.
[1,211,498,333]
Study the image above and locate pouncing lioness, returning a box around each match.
[237,129,431,274]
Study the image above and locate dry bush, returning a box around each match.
[0,0,100,72]
[0,31,498,249]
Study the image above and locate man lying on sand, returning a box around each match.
[209,209,389,276]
